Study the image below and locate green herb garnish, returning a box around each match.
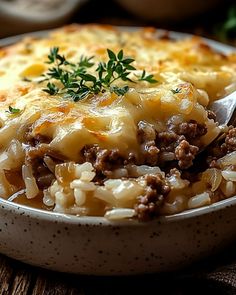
[110,85,130,96]
[78,56,94,68]
[171,88,182,94]
[138,70,157,83]
[6,106,21,114]
[42,47,158,101]
[43,82,59,95]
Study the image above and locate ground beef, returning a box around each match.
[82,145,98,163]
[30,157,55,189]
[167,167,181,178]
[156,121,206,153]
[124,152,137,165]
[137,119,206,169]
[156,131,180,152]
[135,174,170,221]
[82,145,124,175]
[176,120,207,140]
[141,141,160,166]
[25,127,52,147]
[137,121,156,143]
[175,140,199,169]
[206,146,223,168]
[207,127,236,167]
[137,118,207,169]
[25,144,64,189]
[137,121,160,165]
[221,127,236,153]
[207,110,217,121]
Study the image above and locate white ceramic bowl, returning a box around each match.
[0,28,236,275]
[0,0,87,37]
[1,196,236,275]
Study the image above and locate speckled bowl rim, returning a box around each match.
[0,26,236,227]
[1,194,236,226]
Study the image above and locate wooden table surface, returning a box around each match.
[0,253,193,295]
[1,0,236,294]
[1,246,236,295]
[0,253,176,294]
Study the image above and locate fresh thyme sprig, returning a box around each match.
[6,106,21,114]
[42,47,158,101]
[138,70,157,83]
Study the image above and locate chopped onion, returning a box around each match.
[202,168,222,192]
[217,151,236,168]
[222,170,236,181]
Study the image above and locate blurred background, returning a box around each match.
[0,0,236,44]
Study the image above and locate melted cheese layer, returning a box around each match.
[0,25,235,161]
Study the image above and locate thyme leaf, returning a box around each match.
[6,106,21,114]
[138,70,158,84]
[171,88,182,94]
[42,47,157,101]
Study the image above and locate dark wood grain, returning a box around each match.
[0,250,235,295]
[0,254,86,295]
[0,253,172,294]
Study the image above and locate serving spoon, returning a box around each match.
[209,90,236,126]
[195,90,236,153]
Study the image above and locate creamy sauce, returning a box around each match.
[10,189,52,211]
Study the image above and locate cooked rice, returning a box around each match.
[104,208,136,220]
[22,165,39,199]
[188,192,211,209]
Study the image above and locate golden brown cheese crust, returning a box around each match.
[1,24,235,165]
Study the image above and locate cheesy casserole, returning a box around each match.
[1,24,236,220]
